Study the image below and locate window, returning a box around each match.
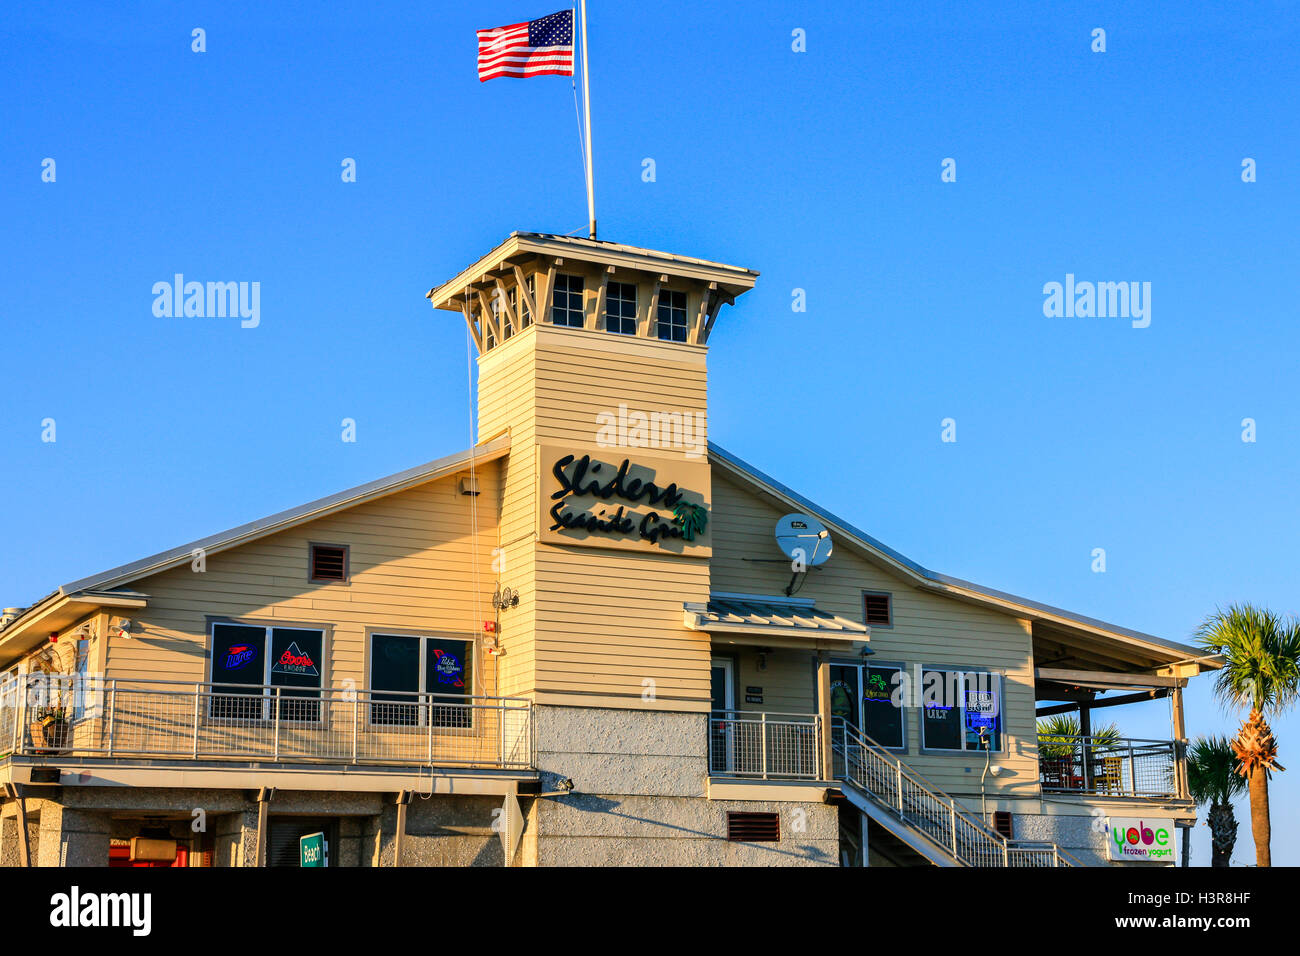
[605,281,637,335]
[861,663,905,749]
[919,669,1002,753]
[510,276,535,330]
[309,544,348,583]
[368,633,474,728]
[494,289,511,340]
[551,274,585,327]
[863,591,892,627]
[656,289,688,342]
[726,811,780,842]
[209,622,325,722]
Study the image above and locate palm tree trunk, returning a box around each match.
[1207,802,1237,867]
[1181,825,1190,867]
[1248,768,1271,867]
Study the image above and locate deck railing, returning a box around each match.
[708,710,822,780]
[1037,734,1180,799]
[834,717,1075,867]
[0,674,533,771]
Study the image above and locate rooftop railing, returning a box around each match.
[0,675,533,771]
[1037,734,1180,799]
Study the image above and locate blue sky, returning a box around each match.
[2,1,1297,865]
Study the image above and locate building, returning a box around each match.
[0,233,1216,867]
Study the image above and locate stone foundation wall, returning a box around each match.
[527,704,839,866]
[1012,810,1180,867]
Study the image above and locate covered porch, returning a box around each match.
[1031,619,1214,802]
[685,593,869,782]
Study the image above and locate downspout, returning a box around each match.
[979,728,991,822]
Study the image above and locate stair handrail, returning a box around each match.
[833,716,1073,867]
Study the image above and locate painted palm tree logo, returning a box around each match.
[672,502,708,542]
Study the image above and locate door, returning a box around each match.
[268,817,338,867]
[710,658,735,774]
[829,663,862,778]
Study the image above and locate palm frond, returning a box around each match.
[1195,603,1300,715]
[1187,735,1247,805]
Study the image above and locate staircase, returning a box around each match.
[833,718,1076,867]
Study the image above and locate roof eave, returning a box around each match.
[54,435,511,598]
[707,440,1205,668]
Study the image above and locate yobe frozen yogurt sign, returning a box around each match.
[1107,817,1177,863]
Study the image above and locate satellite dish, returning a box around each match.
[775,513,832,567]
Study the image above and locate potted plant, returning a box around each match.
[1036,713,1121,790]
[30,704,70,753]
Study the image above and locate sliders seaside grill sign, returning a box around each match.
[542,449,710,554]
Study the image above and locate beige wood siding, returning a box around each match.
[479,323,713,708]
[478,329,539,700]
[102,465,502,696]
[709,472,1040,797]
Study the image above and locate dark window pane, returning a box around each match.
[552,274,585,327]
[425,639,473,729]
[271,628,323,722]
[606,281,637,334]
[656,289,687,341]
[370,634,420,725]
[861,666,903,748]
[828,666,859,727]
[212,625,266,688]
[964,675,1001,752]
[921,670,963,750]
[210,624,266,719]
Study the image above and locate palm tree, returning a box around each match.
[1196,604,1300,867]
[1186,736,1246,867]
[1036,712,1120,758]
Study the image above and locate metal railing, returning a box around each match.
[1037,734,1180,798]
[0,675,533,771]
[708,710,822,780]
[834,717,1075,867]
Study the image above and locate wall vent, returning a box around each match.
[726,811,781,842]
[309,544,348,583]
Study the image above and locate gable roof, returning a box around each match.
[3,429,1210,675]
[707,441,1211,671]
[1,436,510,644]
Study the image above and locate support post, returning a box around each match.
[105,679,116,756]
[1079,703,1093,792]
[394,791,411,868]
[4,784,31,868]
[815,650,833,781]
[255,787,274,868]
[1171,685,1189,799]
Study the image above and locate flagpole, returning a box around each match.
[579,0,596,239]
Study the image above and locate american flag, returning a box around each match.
[477,10,575,82]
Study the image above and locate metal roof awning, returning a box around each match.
[0,588,149,669]
[684,595,869,649]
